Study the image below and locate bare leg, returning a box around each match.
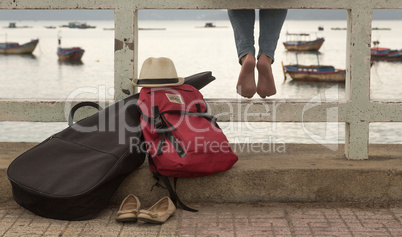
[256,54,276,98]
[237,53,256,98]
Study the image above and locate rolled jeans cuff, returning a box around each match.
[238,52,255,65]
[257,53,275,64]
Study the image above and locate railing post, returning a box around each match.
[133,9,139,94]
[114,8,138,101]
[344,7,373,160]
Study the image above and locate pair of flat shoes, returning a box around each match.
[116,195,176,224]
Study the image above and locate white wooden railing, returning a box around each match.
[1,0,402,159]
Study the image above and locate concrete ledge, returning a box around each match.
[1,142,401,206]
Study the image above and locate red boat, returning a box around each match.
[371,47,402,62]
[57,36,84,61]
[57,47,85,61]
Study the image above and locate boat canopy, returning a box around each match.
[371,48,390,54]
[295,52,321,66]
[0,42,19,49]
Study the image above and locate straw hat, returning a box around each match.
[133,57,184,87]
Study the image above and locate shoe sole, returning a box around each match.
[116,217,138,222]
[137,215,173,224]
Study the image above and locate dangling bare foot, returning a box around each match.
[236,54,256,98]
[256,55,276,98]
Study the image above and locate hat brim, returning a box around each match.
[132,77,185,87]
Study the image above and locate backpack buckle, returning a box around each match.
[153,106,164,129]
[154,116,163,129]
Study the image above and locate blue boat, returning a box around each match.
[371,41,402,62]
[282,53,346,82]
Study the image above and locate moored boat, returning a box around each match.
[57,36,84,61]
[283,64,346,82]
[282,53,346,82]
[57,47,85,61]
[283,33,324,51]
[204,22,215,28]
[371,47,402,62]
[60,22,96,29]
[3,22,33,29]
[372,27,391,30]
[331,27,347,30]
[0,39,39,54]
[195,22,228,28]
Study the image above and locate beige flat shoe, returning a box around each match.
[116,194,141,222]
[137,196,176,224]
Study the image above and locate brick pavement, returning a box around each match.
[0,201,401,237]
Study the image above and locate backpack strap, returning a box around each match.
[149,158,198,212]
[156,173,198,212]
[161,110,219,128]
[153,106,186,157]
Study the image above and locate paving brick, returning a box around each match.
[292,227,313,235]
[391,207,402,223]
[0,202,401,236]
[233,229,273,236]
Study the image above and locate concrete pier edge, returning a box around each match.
[1,142,401,207]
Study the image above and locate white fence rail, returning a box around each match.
[1,0,402,159]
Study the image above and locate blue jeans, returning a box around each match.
[228,9,288,64]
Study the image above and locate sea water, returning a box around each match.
[0,19,402,144]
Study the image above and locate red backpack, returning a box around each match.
[138,84,238,210]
